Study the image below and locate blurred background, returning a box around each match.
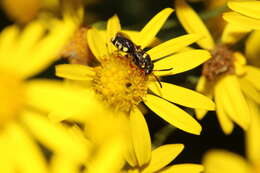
[0,0,244,164]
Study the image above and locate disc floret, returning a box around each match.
[92,52,149,112]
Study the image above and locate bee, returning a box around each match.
[111,32,154,74]
[111,32,172,87]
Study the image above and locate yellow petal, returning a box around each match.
[144,94,202,135]
[244,66,260,90]
[107,15,121,53]
[197,75,210,94]
[130,107,151,166]
[221,23,251,45]
[0,25,19,53]
[0,25,19,67]
[214,78,237,119]
[233,52,247,76]
[228,1,260,19]
[136,8,174,48]
[19,19,77,78]
[240,78,260,105]
[25,80,102,121]
[1,21,45,72]
[223,12,260,30]
[175,0,215,50]
[123,30,161,47]
[246,98,260,164]
[195,76,213,120]
[217,75,250,131]
[203,150,250,173]
[55,64,94,81]
[87,139,125,173]
[121,114,138,167]
[87,28,108,59]
[6,122,48,173]
[15,20,45,59]
[195,109,208,120]
[246,31,260,66]
[214,82,235,135]
[149,82,215,110]
[0,133,16,173]
[148,34,200,61]
[154,50,211,76]
[160,164,204,173]
[21,111,88,160]
[50,155,79,173]
[127,169,139,173]
[142,144,184,173]
[124,133,138,167]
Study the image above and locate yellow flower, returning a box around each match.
[122,143,203,173]
[175,0,260,134]
[202,98,260,173]
[223,0,260,30]
[55,8,215,167]
[0,6,94,172]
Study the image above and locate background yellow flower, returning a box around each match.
[175,0,260,134]
[0,5,96,172]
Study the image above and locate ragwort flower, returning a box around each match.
[223,0,260,30]
[0,6,95,172]
[55,8,215,167]
[202,98,260,173]
[176,0,260,134]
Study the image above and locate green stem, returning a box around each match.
[153,125,176,148]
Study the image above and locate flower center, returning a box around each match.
[202,45,235,81]
[0,71,25,127]
[61,27,94,65]
[92,53,149,112]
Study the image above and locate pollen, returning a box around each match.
[202,45,235,81]
[0,71,25,128]
[92,53,149,113]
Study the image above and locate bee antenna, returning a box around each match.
[151,73,162,88]
[153,68,173,72]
